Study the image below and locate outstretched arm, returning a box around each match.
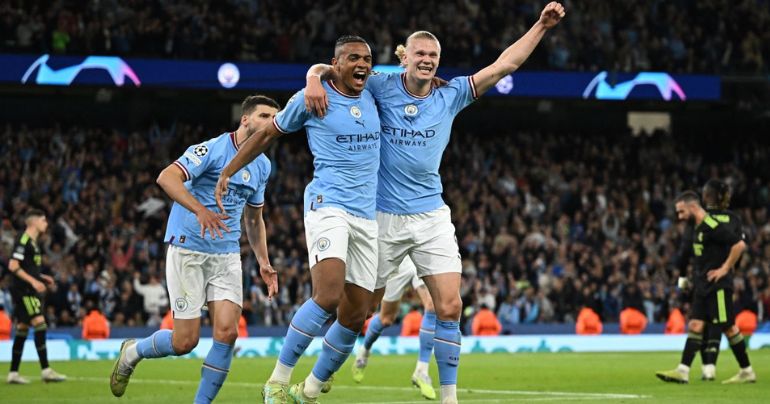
[215,124,283,212]
[472,2,565,95]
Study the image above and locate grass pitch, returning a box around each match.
[0,351,767,403]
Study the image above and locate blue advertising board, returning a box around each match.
[0,53,720,101]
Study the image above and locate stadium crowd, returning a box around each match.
[0,0,767,74]
[0,122,769,334]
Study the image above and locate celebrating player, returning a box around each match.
[352,257,437,400]
[110,95,280,403]
[6,209,66,384]
[216,36,381,404]
[304,3,565,402]
[656,180,756,384]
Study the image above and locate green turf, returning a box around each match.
[0,351,767,403]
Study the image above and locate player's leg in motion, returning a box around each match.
[412,284,438,400]
[193,300,240,403]
[352,298,401,382]
[7,323,29,384]
[422,273,462,404]
[656,319,704,383]
[700,322,721,381]
[111,246,204,397]
[31,314,66,382]
[263,258,339,402]
[721,289,755,386]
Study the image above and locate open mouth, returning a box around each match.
[352,71,367,84]
[417,65,433,74]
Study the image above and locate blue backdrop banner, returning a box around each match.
[0,53,720,101]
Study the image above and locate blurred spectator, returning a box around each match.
[665,307,685,334]
[472,304,502,336]
[400,306,423,337]
[0,303,10,340]
[0,0,767,74]
[576,306,602,335]
[133,272,168,325]
[81,300,110,340]
[619,307,647,334]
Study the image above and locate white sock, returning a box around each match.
[742,366,754,373]
[125,343,140,366]
[415,361,429,375]
[361,347,371,358]
[440,384,457,401]
[304,372,324,398]
[702,364,715,375]
[676,364,690,374]
[269,362,293,385]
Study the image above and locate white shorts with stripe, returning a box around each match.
[165,244,243,320]
[382,256,425,302]
[305,207,378,292]
[376,205,462,289]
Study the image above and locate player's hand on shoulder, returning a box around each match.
[305,76,329,118]
[259,264,279,299]
[539,2,565,29]
[195,207,231,240]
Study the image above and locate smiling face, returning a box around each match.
[332,41,372,94]
[403,37,441,82]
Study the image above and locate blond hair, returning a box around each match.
[395,31,441,67]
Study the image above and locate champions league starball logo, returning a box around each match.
[582,71,687,101]
[217,63,240,89]
[21,54,141,86]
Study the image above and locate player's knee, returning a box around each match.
[338,309,368,332]
[723,324,740,337]
[312,290,343,313]
[380,313,396,327]
[688,320,704,334]
[214,324,239,345]
[173,335,200,355]
[423,299,435,313]
[436,297,462,320]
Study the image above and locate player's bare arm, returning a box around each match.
[472,2,565,95]
[157,164,230,239]
[244,205,278,298]
[8,259,46,293]
[707,239,746,282]
[215,124,283,212]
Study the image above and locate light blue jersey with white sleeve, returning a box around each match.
[273,80,381,219]
[164,132,271,254]
[367,72,478,214]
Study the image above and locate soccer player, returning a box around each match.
[656,181,756,384]
[352,257,438,400]
[304,4,565,403]
[109,95,280,403]
[672,196,721,381]
[215,36,381,404]
[6,209,66,384]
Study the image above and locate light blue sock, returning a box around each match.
[434,320,460,385]
[278,299,332,367]
[311,321,358,381]
[136,329,177,358]
[194,340,233,404]
[363,314,386,350]
[419,311,436,363]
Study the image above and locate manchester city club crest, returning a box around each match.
[175,297,188,312]
[317,237,330,251]
[404,104,418,116]
[194,144,209,157]
[350,105,362,118]
[241,170,250,182]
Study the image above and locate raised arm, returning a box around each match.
[215,124,283,212]
[472,2,565,95]
[244,205,278,298]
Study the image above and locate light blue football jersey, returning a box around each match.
[366,72,477,214]
[274,81,381,219]
[164,132,271,254]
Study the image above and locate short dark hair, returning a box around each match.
[25,208,45,221]
[241,95,280,116]
[702,179,730,209]
[675,190,700,205]
[334,35,369,57]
